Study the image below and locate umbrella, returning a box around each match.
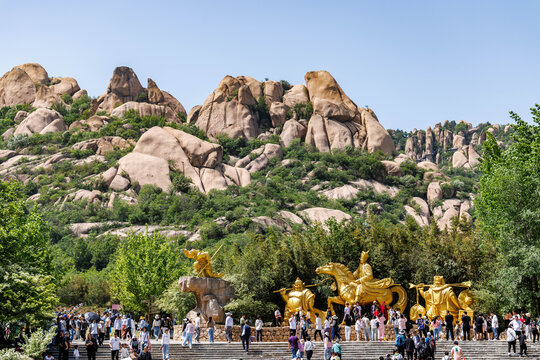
[84,312,100,323]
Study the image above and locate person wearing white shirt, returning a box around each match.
[109,333,121,360]
[507,325,517,356]
[362,315,370,341]
[314,314,323,341]
[370,316,378,341]
[255,316,264,342]
[182,321,195,349]
[289,314,297,336]
[114,317,122,337]
[139,327,149,351]
[160,328,170,360]
[194,313,201,343]
[90,321,98,342]
[304,337,314,360]
[120,343,130,360]
[225,313,234,343]
[355,317,363,341]
[511,316,522,336]
[491,313,499,340]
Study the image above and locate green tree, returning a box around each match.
[110,232,185,314]
[476,105,540,313]
[0,181,57,327]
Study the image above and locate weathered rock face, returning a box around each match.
[280,119,307,147]
[305,70,360,123]
[110,126,250,194]
[111,101,179,123]
[0,68,36,107]
[362,108,395,155]
[32,84,61,108]
[72,136,130,155]
[236,143,283,173]
[178,276,235,323]
[427,181,443,203]
[14,63,49,85]
[146,78,187,116]
[106,66,144,102]
[305,114,365,152]
[269,102,289,127]
[193,75,264,140]
[50,77,80,96]
[14,108,66,136]
[299,207,352,225]
[282,84,309,108]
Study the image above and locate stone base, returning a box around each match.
[178,276,235,324]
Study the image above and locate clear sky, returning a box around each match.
[1,0,539,130]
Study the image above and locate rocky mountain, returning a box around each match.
[0,63,513,242]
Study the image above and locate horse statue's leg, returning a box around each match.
[328,296,345,315]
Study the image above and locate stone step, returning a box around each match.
[55,341,540,360]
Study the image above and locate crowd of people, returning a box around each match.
[46,310,174,360]
[19,304,540,360]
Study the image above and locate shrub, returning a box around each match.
[223,295,275,322]
[170,171,193,193]
[440,182,454,198]
[135,92,149,103]
[280,80,292,91]
[60,93,73,104]
[294,102,313,120]
[6,134,29,149]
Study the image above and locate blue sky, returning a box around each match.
[1,0,539,130]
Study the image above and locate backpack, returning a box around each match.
[418,343,428,357]
[395,335,405,347]
[428,338,435,351]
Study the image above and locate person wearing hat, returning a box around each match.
[152,315,161,341]
[395,329,406,357]
[225,312,234,343]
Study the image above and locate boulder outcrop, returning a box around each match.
[14,108,66,136]
[111,101,179,123]
[178,276,235,323]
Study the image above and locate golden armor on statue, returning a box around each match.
[315,251,407,313]
[409,275,474,321]
[275,278,326,322]
[183,246,224,278]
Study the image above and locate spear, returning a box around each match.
[197,243,224,276]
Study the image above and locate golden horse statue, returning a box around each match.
[315,262,407,313]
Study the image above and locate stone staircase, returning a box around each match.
[58,340,540,359]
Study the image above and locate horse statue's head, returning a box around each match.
[316,262,355,283]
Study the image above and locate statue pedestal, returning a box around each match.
[178,276,235,324]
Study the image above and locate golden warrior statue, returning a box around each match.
[410,276,473,321]
[353,251,394,301]
[278,278,325,321]
[183,248,224,278]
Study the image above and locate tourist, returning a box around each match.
[300,315,308,340]
[444,311,454,341]
[431,316,440,341]
[58,331,70,360]
[182,320,194,349]
[370,315,378,341]
[298,339,305,359]
[332,339,342,359]
[152,315,161,340]
[305,336,314,360]
[362,314,370,341]
[73,345,80,360]
[511,315,522,337]
[85,333,97,360]
[194,313,201,343]
[507,324,517,356]
[331,315,341,341]
[344,313,352,341]
[138,346,151,360]
[417,316,426,338]
[289,313,297,336]
[474,314,484,340]
[519,330,527,357]
[392,314,399,338]
[105,315,111,340]
[412,330,421,359]
[110,332,120,360]
[404,333,415,360]
[225,312,233,343]
[330,351,341,360]
[450,340,463,359]
[425,332,435,360]
[139,328,149,351]
[160,328,170,360]
[531,318,538,343]
[45,351,55,360]
[355,315,363,341]
[120,343,130,360]
[353,303,361,321]
[240,314,247,326]
[395,329,406,356]
[98,321,105,345]
[314,313,323,341]
[324,332,332,360]
[89,320,98,343]
[207,316,215,343]
[324,316,331,338]
[241,320,251,352]
[378,312,386,341]
[441,351,450,360]
[491,313,499,340]
[129,350,137,360]
[130,336,139,354]
[398,314,408,336]
[306,309,312,329]
[289,332,300,359]
[417,337,428,360]
[525,313,532,340]
[461,312,471,341]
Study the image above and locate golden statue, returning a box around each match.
[276,278,326,322]
[183,248,224,278]
[409,276,473,321]
[315,251,407,314]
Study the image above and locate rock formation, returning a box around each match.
[178,276,235,323]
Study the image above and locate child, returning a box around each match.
[442,351,450,360]
[298,339,305,359]
[519,332,527,357]
[120,343,130,360]
[44,352,55,360]
[330,351,341,360]
[73,345,79,360]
